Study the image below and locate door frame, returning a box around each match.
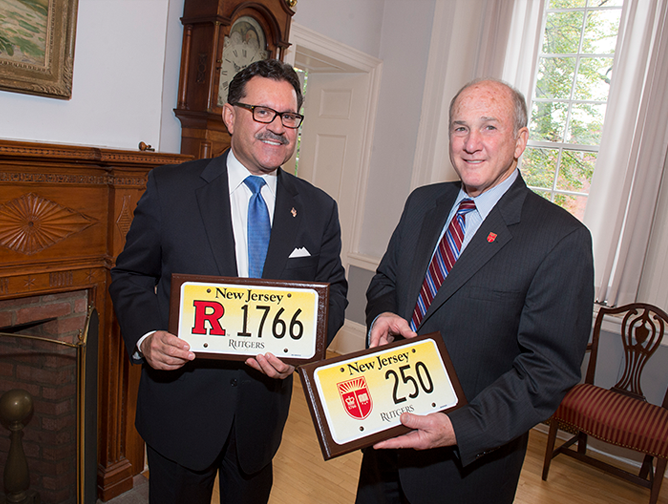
[284,24,382,353]
[284,23,383,271]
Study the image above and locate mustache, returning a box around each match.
[255,131,289,145]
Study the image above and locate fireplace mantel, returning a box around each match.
[0,139,192,501]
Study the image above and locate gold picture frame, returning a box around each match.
[0,0,79,99]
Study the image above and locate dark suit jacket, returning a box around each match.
[109,150,347,473]
[365,174,594,503]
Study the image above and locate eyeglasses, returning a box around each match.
[232,103,304,129]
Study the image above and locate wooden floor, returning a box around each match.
[210,376,668,504]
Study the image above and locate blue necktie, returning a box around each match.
[244,176,271,278]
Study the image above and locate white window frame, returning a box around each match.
[523,1,625,219]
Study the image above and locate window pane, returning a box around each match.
[567,103,606,144]
[543,12,585,54]
[554,193,588,220]
[557,150,597,192]
[575,57,613,100]
[542,11,584,54]
[530,101,569,142]
[522,147,559,189]
[529,0,623,222]
[536,57,576,99]
[549,0,586,9]
[587,0,623,6]
[583,10,622,54]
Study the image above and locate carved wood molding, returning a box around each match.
[0,266,104,299]
[0,139,192,501]
[0,139,191,168]
[0,192,97,255]
[0,172,146,187]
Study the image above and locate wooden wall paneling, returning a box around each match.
[0,140,192,501]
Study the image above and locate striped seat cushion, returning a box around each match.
[553,383,668,458]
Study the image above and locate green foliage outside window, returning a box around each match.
[523,0,623,220]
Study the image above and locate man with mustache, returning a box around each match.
[110,59,348,504]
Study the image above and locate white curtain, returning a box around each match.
[500,0,545,102]
[500,0,668,307]
[583,0,668,306]
[411,0,544,188]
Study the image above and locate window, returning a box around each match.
[521,0,624,220]
[293,67,308,176]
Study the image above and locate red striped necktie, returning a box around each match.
[410,199,476,331]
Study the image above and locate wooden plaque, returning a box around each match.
[298,332,467,460]
[169,273,329,365]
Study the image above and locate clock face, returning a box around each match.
[217,16,269,106]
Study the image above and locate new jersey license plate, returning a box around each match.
[169,274,329,365]
[298,332,466,459]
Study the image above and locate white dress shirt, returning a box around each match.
[437,169,518,254]
[227,150,278,278]
[367,170,519,343]
[136,150,279,353]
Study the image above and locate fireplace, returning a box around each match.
[0,140,191,501]
[0,290,95,503]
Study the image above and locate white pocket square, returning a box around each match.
[289,247,311,258]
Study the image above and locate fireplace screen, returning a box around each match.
[0,291,97,504]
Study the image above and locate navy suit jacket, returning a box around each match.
[365,174,594,503]
[110,150,347,472]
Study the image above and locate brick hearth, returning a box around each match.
[0,290,88,504]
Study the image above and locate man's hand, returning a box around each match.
[246,353,295,379]
[373,412,457,450]
[369,312,417,348]
[140,330,195,370]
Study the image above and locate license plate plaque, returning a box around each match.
[298,332,466,459]
[169,274,329,365]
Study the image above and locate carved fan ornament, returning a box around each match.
[0,193,96,255]
[116,195,134,237]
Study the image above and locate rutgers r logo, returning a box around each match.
[191,300,226,335]
[337,377,372,420]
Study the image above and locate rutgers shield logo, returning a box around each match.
[337,377,373,420]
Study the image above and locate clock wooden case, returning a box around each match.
[175,0,295,159]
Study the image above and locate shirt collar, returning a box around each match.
[455,169,518,220]
[226,149,278,195]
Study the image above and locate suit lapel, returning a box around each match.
[262,168,299,279]
[404,189,457,319]
[195,151,238,277]
[419,175,528,328]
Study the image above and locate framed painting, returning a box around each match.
[0,0,78,99]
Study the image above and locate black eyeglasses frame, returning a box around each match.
[232,102,304,129]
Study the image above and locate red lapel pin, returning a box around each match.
[487,232,497,243]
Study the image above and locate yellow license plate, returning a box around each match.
[313,339,459,445]
[176,281,320,360]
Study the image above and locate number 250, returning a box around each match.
[385,363,434,404]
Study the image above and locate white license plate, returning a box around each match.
[313,338,459,445]
[174,279,322,361]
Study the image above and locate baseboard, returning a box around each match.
[328,319,366,355]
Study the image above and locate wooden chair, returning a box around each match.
[542,303,668,504]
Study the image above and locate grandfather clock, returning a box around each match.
[175,0,296,159]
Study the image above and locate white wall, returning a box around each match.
[357,0,437,258]
[293,0,437,259]
[0,0,387,154]
[0,0,176,152]
[292,0,385,58]
[161,0,186,153]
